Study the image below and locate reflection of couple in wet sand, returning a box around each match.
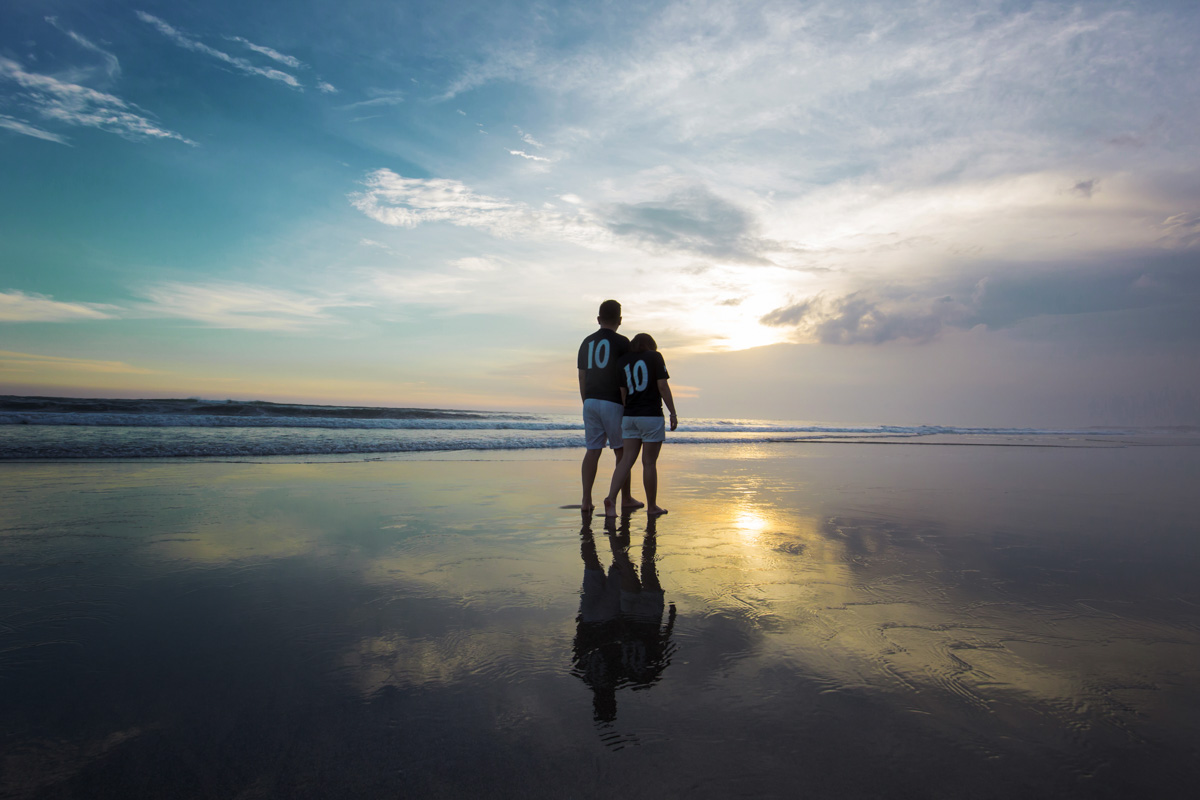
[571,513,677,723]
[577,299,678,517]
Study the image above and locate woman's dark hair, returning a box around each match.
[629,333,657,352]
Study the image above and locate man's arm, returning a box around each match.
[658,379,678,431]
[579,369,588,403]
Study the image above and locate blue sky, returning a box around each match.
[2,0,1199,425]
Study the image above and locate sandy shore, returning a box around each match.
[2,440,1198,798]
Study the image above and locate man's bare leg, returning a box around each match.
[615,447,645,510]
[580,448,603,511]
[579,511,602,571]
[641,441,667,516]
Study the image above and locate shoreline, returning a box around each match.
[2,431,1197,465]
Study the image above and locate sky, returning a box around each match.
[2,0,1198,426]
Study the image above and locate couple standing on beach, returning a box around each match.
[578,299,678,517]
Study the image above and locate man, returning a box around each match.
[578,299,643,512]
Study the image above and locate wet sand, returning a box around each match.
[2,439,1199,798]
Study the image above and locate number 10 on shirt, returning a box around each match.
[624,361,649,393]
[587,339,610,369]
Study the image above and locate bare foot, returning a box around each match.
[622,498,646,510]
[647,505,668,516]
[580,501,595,512]
[603,497,617,518]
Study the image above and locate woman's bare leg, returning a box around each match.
[640,440,666,515]
[603,438,642,517]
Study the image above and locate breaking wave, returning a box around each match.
[0,395,1129,460]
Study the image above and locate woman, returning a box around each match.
[603,333,678,517]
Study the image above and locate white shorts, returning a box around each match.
[583,398,625,450]
[621,416,666,443]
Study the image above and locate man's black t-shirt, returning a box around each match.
[618,350,669,417]
[577,328,630,404]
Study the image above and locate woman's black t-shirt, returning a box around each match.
[618,351,669,417]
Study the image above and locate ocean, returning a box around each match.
[0,395,1143,460]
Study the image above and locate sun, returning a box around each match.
[695,298,795,352]
[709,318,791,351]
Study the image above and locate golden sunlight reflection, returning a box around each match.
[733,507,770,542]
[650,459,1200,736]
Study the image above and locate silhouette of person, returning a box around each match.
[571,512,676,724]
[603,332,678,518]
[578,299,643,513]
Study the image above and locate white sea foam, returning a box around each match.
[0,424,1130,460]
[0,410,1104,436]
[0,411,576,430]
[0,397,1133,460]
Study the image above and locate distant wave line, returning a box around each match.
[0,396,497,421]
[0,411,1112,437]
[1,431,1140,460]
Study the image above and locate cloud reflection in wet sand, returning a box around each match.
[658,445,1200,783]
[1,441,1198,796]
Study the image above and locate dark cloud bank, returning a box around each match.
[761,252,1200,348]
[600,186,794,265]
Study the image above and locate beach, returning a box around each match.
[2,438,1199,798]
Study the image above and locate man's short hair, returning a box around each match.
[598,299,621,324]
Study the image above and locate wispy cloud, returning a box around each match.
[46,16,121,80]
[225,36,304,69]
[438,1,1200,194]
[0,290,118,322]
[136,282,364,330]
[136,12,302,89]
[0,114,70,145]
[1160,213,1200,250]
[351,168,796,264]
[0,57,195,144]
[438,47,538,101]
[343,90,405,110]
[508,149,551,162]
[350,169,597,243]
[450,256,502,272]
[515,127,543,148]
[317,81,338,94]
[0,350,159,375]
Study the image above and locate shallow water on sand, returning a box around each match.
[1,441,1198,798]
